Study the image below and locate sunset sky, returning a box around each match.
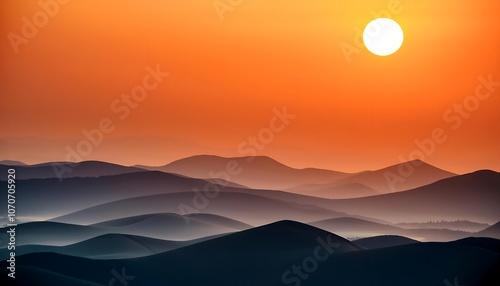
[1,0,499,173]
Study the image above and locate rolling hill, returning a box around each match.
[354,235,420,249]
[51,191,346,226]
[0,213,250,246]
[37,170,500,235]
[0,171,231,220]
[0,233,225,260]
[2,221,498,286]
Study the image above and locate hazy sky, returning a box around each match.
[1,0,499,173]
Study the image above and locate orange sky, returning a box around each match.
[1,0,499,173]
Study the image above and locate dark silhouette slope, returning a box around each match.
[354,235,420,249]
[0,233,223,260]
[2,221,499,286]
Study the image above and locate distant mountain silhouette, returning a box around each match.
[289,159,457,195]
[0,161,145,180]
[310,217,402,235]
[92,212,251,228]
[26,170,498,238]
[6,168,374,225]
[2,171,233,220]
[203,178,249,188]
[215,170,500,229]
[476,222,500,239]
[143,155,349,190]
[309,217,473,241]
[317,170,500,224]
[51,191,347,226]
[396,220,491,232]
[287,182,380,198]
[354,235,420,249]
[3,221,499,286]
[87,213,251,240]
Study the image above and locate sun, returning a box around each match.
[363,18,404,56]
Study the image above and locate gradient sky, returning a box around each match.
[1,0,499,173]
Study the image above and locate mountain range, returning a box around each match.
[0,156,498,285]
[1,221,498,286]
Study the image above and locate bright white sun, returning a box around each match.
[363,18,404,56]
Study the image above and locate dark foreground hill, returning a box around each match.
[1,221,499,286]
[0,233,223,260]
[354,235,420,249]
